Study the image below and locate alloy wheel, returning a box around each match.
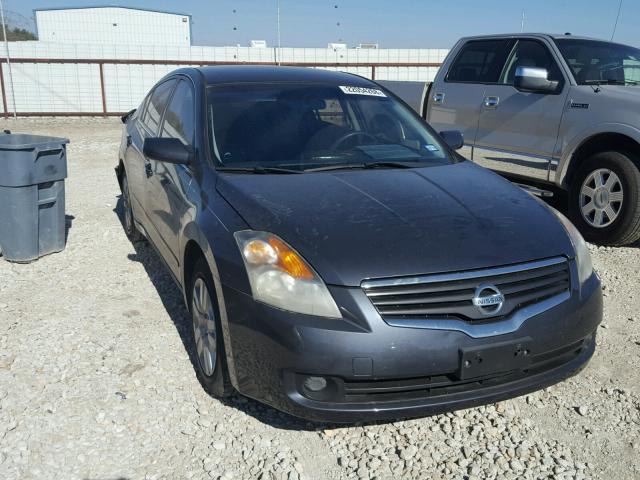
[579,168,624,228]
[192,278,217,377]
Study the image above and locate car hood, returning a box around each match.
[216,161,574,286]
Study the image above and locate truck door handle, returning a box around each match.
[484,96,500,108]
[433,92,445,104]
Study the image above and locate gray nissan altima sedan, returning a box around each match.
[116,66,602,422]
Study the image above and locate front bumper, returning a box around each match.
[221,272,602,423]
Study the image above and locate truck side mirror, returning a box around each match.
[514,67,559,94]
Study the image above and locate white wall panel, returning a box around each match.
[1,41,446,114]
[5,63,102,112]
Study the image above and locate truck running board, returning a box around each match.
[515,183,554,198]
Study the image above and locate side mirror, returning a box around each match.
[439,130,464,150]
[143,137,194,165]
[514,67,559,93]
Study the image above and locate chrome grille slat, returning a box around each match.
[364,262,568,297]
[372,290,475,306]
[363,257,571,323]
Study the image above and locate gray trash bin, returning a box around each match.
[0,133,70,263]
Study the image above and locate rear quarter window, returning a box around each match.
[141,79,176,135]
[446,40,513,84]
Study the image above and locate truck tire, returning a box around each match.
[569,151,640,246]
[189,257,234,398]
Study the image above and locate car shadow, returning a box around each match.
[65,214,75,243]
[112,196,342,431]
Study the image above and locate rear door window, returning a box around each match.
[161,79,195,145]
[446,40,513,83]
[142,79,176,135]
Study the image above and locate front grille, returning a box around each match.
[362,257,570,322]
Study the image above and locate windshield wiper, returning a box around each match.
[583,79,640,86]
[304,161,422,173]
[216,166,303,174]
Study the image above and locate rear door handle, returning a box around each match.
[433,92,445,104]
[145,162,153,178]
[484,96,500,108]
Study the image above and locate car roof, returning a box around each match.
[186,65,377,87]
[458,33,609,43]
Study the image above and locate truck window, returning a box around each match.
[555,38,640,85]
[446,40,513,84]
[501,40,563,85]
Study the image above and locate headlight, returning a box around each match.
[548,207,593,285]
[234,230,341,318]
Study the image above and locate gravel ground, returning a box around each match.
[0,117,638,480]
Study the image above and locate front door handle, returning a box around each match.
[126,135,132,147]
[144,163,153,178]
[484,96,500,109]
[433,92,445,104]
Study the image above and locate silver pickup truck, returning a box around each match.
[385,34,640,246]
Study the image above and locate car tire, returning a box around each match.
[189,257,234,398]
[569,151,640,246]
[121,172,145,243]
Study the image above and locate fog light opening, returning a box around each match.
[303,376,328,392]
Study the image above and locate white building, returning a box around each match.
[34,6,192,47]
[0,7,448,114]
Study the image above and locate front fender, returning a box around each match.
[180,183,252,391]
[181,220,241,389]
[555,122,640,187]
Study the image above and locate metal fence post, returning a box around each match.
[0,62,7,119]
[99,62,107,117]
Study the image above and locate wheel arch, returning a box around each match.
[115,159,125,191]
[559,129,640,189]
[181,223,240,388]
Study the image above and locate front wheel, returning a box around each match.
[190,258,233,398]
[121,172,144,243]
[569,151,640,246]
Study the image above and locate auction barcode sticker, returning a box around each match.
[339,86,387,97]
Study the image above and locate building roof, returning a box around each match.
[33,5,191,20]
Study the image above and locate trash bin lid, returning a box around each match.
[0,134,70,187]
[0,134,70,150]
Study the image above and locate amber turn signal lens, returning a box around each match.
[268,237,315,280]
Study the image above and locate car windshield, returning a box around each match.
[555,38,640,86]
[206,82,453,172]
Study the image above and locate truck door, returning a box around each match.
[428,39,513,160]
[474,39,570,182]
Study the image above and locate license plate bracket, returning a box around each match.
[458,337,533,380]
